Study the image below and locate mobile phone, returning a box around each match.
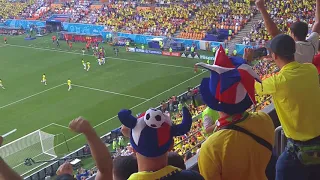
[253,47,268,59]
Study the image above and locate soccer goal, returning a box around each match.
[0,130,57,176]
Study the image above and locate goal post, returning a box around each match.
[0,130,57,174]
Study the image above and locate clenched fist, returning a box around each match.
[69,117,94,135]
[255,0,265,10]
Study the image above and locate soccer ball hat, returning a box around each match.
[196,45,261,115]
[118,107,192,157]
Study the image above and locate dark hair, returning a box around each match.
[277,54,295,62]
[168,152,186,170]
[113,155,138,180]
[290,21,308,41]
[184,151,193,162]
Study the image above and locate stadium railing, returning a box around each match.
[23,85,200,180]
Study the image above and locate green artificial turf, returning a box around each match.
[0,34,209,176]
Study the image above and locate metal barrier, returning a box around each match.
[274,126,287,157]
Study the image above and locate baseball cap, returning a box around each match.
[266,34,296,57]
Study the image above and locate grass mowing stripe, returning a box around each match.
[72,84,149,100]
[31,71,206,160]
[3,44,194,70]
[0,83,65,110]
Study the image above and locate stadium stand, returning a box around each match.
[2,0,320,179]
[244,0,316,45]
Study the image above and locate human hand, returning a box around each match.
[56,162,73,176]
[243,48,254,62]
[121,125,131,138]
[69,117,94,135]
[255,0,265,10]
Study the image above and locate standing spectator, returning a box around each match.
[313,41,320,80]
[252,34,320,179]
[69,117,113,180]
[256,0,320,63]
[201,106,217,136]
[118,107,204,179]
[197,47,274,180]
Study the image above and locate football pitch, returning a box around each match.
[0,34,208,176]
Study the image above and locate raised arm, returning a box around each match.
[0,136,23,180]
[312,0,320,33]
[256,0,281,37]
[69,117,112,180]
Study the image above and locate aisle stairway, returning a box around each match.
[226,13,262,54]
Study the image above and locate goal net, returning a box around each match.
[0,130,57,176]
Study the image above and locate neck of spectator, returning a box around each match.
[136,152,168,172]
[272,53,295,69]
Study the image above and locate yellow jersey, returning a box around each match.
[42,75,46,80]
[198,112,274,180]
[255,61,320,141]
[67,80,71,85]
[87,62,90,67]
[0,80,2,84]
[82,60,85,64]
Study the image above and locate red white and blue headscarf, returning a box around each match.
[196,45,261,115]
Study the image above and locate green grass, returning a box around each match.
[0,34,208,176]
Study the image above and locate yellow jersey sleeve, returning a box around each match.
[255,75,277,95]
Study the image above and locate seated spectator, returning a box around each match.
[256,0,320,63]
[113,155,138,180]
[168,152,186,170]
[197,46,275,180]
[69,117,113,180]
[252,34,320,179]
[118,107,204,179]
[0,136,22,180]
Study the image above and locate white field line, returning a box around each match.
[0,44,7,48]
[5,44,194,70]
[0,84,65,110]
[11,71,206,174]
[52,123,69,129]
[72,84,149,100]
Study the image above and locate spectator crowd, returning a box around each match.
[1,0,320,180]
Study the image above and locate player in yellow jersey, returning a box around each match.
[82,59,86,70]
[86,61,91,71]
[0,79,5,89]
[67,79,72,91]
[41,74,47,85]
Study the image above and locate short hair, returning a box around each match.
[168,152,186,170]
[276,54,295,62]
[290,21,308,41]
[113,155,138,180]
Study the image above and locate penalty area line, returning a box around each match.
[0,83,65,110]
[72,84,149,100]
